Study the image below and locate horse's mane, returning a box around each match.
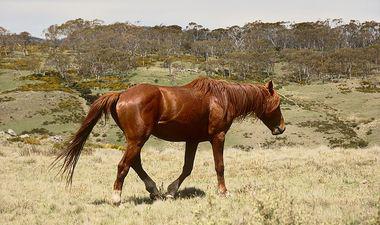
[185,77,279,118]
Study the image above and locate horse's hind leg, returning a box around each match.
[166,141,198,198]
[112,139,144,205]
[131,153,160,199]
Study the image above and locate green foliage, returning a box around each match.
[16,72,73,92]
[69,75,130,104]
[74,75,130,90]
[68,83,98,104]
[2,19,380,84]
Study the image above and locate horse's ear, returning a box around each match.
[266,80,274,95]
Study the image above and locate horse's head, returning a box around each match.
[259,81,286,135]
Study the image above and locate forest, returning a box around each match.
[1,18,379,84]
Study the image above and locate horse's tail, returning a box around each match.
[51,92,121,185]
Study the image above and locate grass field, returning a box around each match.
[0,139,379,225]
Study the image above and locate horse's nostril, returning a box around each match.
[272,126,285,135]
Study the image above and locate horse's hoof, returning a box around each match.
[112,190,122,206]
[149,193,161,200]
[217,190,231,197]
[224,191,232,197]
[165,193,175,199]
[112,200,121,206]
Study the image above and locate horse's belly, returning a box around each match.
[152,121,209,142]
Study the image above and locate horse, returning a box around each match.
[53,77,285,205]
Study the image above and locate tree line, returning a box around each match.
[1,18,379,83]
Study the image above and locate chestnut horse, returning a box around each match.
[53,77,285,205]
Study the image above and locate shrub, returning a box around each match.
[23,137,41,145]
[21,128,53,135]
[16,73,73,92]
[0,96,15,102]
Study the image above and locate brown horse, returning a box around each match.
[53,77,285,205]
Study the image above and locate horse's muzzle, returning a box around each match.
[272,126,286,135]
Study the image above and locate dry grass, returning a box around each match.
[0,141,379,225]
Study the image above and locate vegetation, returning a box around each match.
[0,96,15,102]
[15,72,73,92]
[0,18,379,224]
[0,140,378,224]
[1,19,379,84]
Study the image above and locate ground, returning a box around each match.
[0,67,380,224]
[0,139,379,225]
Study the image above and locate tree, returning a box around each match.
[227,26,245,51]
[46,48,72,81]
[19,31,31,56]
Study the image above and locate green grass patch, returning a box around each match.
[74,75,130,91]
[297,115,368,148]
[38,97,85,125]
[0,69,34,93]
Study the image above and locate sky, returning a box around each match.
[1,0,379,37]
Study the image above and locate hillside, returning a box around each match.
[0,63,380,224]
[0,67,379,150]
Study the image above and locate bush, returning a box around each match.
[23,137,41,145]
[21,128,53,135]
[16,73,73,92]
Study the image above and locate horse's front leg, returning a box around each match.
[211,132,228,195]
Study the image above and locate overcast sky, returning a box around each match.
[1,0,379,37]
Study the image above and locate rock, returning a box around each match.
[50,135,63,142]
[20,134,30,138]
[6,129,17,136]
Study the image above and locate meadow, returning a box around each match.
[0,65,380,224]
[0,138,379,225]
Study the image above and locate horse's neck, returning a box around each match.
[228,84,265,119]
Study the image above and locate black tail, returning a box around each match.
[51,92,120,185]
